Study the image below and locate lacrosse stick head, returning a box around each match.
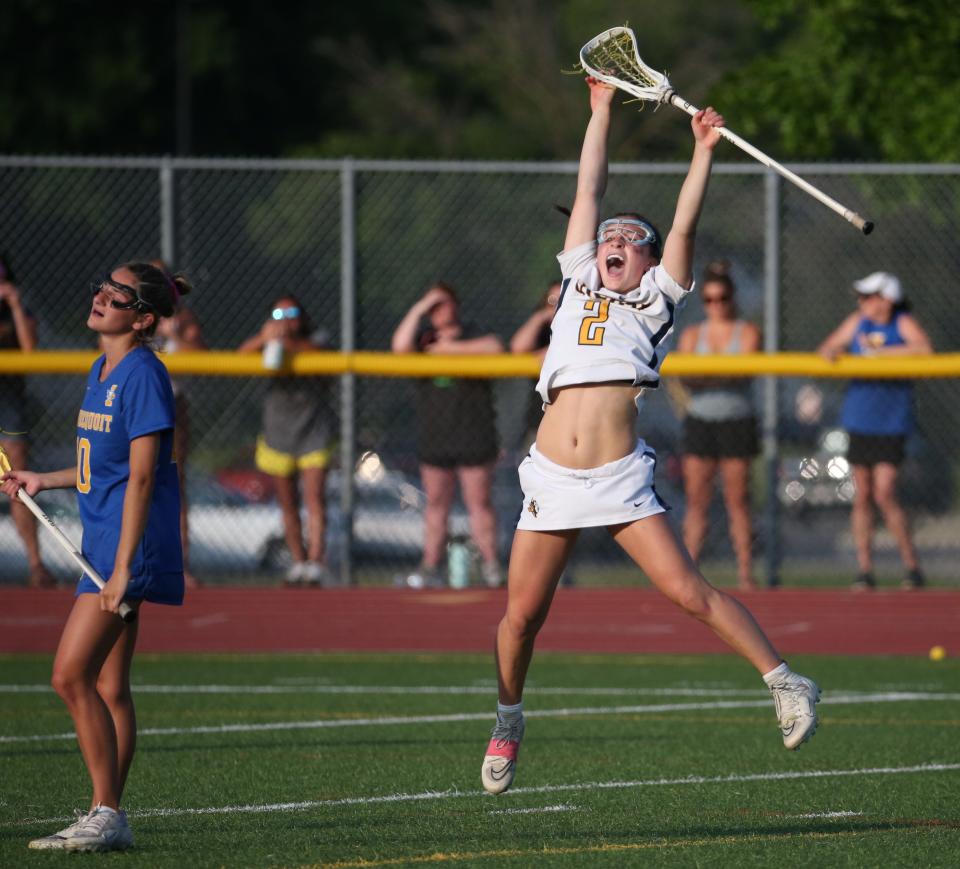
[579,27,673,106]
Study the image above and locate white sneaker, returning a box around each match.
[481,714,525,794]
[769,672,821,750]
[301,561,330,586]
[28,808,90,850]
[63,805,133,852]
[285,562,305,586]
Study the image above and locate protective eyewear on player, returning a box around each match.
[703,295,732,305]
[597,218,658,247]
[272,306,301,320]
[89,276,155,312]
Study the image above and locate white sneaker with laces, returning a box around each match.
[28,809,90,850]
[769,672,821,749]
[63,805,133,852]
[481,714,525,794]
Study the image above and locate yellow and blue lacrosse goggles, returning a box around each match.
[597,217,658,247]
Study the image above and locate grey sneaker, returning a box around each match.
[63,805,133,852]
[28,809,90,850]
[481,714,525,794]
[404,566,444,589]
[769,672,821,750]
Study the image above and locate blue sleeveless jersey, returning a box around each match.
[76,346,184,604]
[840,313,913,436]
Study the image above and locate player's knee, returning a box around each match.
[51,668,88,704]
[503,605,547,641]
[96,678,132,709]
[668,578,714,620]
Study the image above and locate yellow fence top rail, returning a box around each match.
[0,350,958,379]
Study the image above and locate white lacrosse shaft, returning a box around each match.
[665,92,873,235]
[14,488,136,623]
[579,27,874,235]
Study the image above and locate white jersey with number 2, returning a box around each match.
[535,240,693,409]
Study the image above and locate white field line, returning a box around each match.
[489,803,579,816]
[4,762,958,827]
[1,691,959,745]
[0,683,773,697]
[791,810,864,819]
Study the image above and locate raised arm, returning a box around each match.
[391,288,450,353]
[818,312,861,361]
[0,281,38,352]
[564,78,615,251]
[510,307,553,355]
[660,108,725,288]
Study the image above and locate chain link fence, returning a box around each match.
[1,157,958,587]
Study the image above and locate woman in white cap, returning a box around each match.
[818,272,933,590]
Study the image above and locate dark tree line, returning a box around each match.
[1,0,956,161]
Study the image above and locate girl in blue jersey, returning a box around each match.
[1,261,191,852]
[818,272,932,590]
[481,78,820,796]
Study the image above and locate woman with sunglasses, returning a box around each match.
[481,78,820,796]
[1,261,190,851]
[239,296,332,586]
[818,272,932,590]
[676,261,760,591]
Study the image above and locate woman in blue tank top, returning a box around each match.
[818,272,932,591]
[677,262,761,591]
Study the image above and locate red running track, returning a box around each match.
[1,587,958,655]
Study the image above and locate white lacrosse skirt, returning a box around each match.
[515,440,669,531]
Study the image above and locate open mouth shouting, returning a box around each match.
[605,252,626,281]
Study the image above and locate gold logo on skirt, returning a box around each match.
[527,500,539,518]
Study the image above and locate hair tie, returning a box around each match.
[162,271,180,303]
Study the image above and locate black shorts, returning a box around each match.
[417,445,498,469]
[682,415,759,460]
[846,433,906,467]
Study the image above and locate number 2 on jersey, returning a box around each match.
[76,437,92,493]
[578,299,609,345]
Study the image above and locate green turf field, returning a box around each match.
[1,652,959,867]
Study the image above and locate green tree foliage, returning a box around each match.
[313,0,762,161]
[709,0,960,161]
[2,1,956,161]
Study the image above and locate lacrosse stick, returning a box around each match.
[579,27,874,235]
[0,445,136,622]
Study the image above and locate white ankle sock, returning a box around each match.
[497,701,523,720]
[762,661,790,685]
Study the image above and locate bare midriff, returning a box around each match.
[535,382,641,469]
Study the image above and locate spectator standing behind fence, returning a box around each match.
[510,282,561,452]
[0,255,56,588]
[818,272,933,591]
[391,282,504,589]
[153,260,207,589]
[238,296,333,587]
[676,262,760,591]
